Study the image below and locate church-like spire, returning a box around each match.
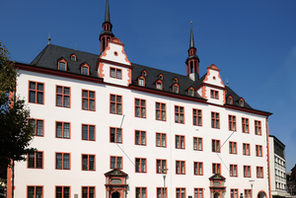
[99,0,114,53]
[186,21,200,80]
[104,0,111,23]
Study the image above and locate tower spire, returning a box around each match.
[99,0,114,53]
[186,21,200,80]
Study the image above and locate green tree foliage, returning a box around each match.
[0,41,34,179]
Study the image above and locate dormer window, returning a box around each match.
[173,77,178,83]
[110,67,122,79]
[188,87,195,96]
[156,80,163,90]
[58,59,67,71]
[158,74,163,80]
[70,54,77,62]
[172,84,179,94]
[138,77,145,87]
[81,64,90,75]
[227,96,233,104]
[210,90,219,99]
[239,98,244,107]
[141,70,147,77]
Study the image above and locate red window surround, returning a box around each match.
[27,151,43,169]
[28,81,44,104]
[229,141,237,154]
[135,158,147,173]
[110,127,122,143]
[242,117,249,133]
[256,166,264,178]
[135,130,146,146]
[211,112,220,129]
[156,187,167,198]
[55,186,71,198]
[230,164,238,177]
[175,135,185,149]
[156,159,167,174]
[82,124,96,141]
[256,145,263,157]
[28,118,44,137]
[228,115,236,131]
[156,102,166,121]
[210,89,219,99]
[81,186,95,198]
[55,121,71,139]
[212,163,221,174]
[175,105,185,124]
[110,156,123,169]
[27,186,43,198]
[135,187,147,198]
[156,132,167,148]
[110,67,122,79]
[110,94,122,115]
[212,139,221,153]
[244,165,251,178]
[135,98,146,118]
[243,143,251,156]
[193,109,202,126]
[176,160,186,175]
[55,152,71,170]
[176,188,186,198]
[81,64,90,75]
[255,120,262,135]
[82,89,96,111]
[193,137,203,151]
[56,85,71,108]
[81,154,95,171]
[194,162,203,176]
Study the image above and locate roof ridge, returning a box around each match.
[46,44,99,57]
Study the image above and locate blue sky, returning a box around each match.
[1,0,296,170]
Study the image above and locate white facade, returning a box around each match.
[269,136,289,197]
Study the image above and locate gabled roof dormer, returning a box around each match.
[80,62,90,75]
[97,37,132,87]
[57,57,67,71]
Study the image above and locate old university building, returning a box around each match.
[7,0,272,198]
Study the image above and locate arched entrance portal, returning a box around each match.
[214,192,220,198]
[112,191,120,198]
[257,191,267,198]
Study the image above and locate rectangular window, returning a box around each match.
[175,105,184,124]
[82,154,95,171]
[210,89,219,99]
[28,81,44,104]
[135,130,146,146]
[229,141,237,154]
[212,139,221,153]
[256,145,263,157]
[27,151,43,169]
[135,98,146,118]
[56,85,70,108]
[176,188,186,198]
[156,133,166,148]
[56,186,70,198]
[194,162,203,175]
[244,189,252,198]
[110,94,122,114]
[135,158,147,173]
[230,164,238,177]
[82,124,95,141]
[228,115,236,131]
[27,186,43,198]
[256,166,264,178]
[193,109,202,126]
[243,143,250,156]
[110,67,122,79]
[28,119,44,136]
[255,120,262,135]
[242,118,249,133]
[155,102,166,121]
[230,189,238,198]
[56,121,70,139]
[175,135,185,149]
[156,102,166,121]
[211,112,220,129]
[212,163,221,174]
[157,187,167,198]
[193,137,203,151]
[82,186,95,198]
[156,159,167,174]
[110,156,123,169]
[176,160,186,175]
[194,188,204,198]
[82,89,95,111]
[244,165,251,178]
[56,153,70,170]
[110,127,122,143]
[136,187,147,198]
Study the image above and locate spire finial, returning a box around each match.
[105,0,111,22]
[48,33,51,45]
[190,21,195,48]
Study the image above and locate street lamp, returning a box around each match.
[249,180,255,198]
[161,168,169,188]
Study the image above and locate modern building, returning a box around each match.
[287,165,296,196]
[269,135,290,197]
[7,1,272,198]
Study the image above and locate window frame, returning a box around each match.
[27,151,43,169]
[256,145,263,157]
[28,118,44,137]
[243,165,251,178]
[110,94,122,115]
[135,157,147,173]
[27,186,43,198]
[244,189,252,198]
[156,159,167,174]
[81,124,96,141]
[256,166,264,178]
[255,120,262,135]
[135,130,146,146]
[156,132,167,148]
[56,85,71,108]
[230,189,239,198]
[110,127,122,144]
[212,139,221,153]
[135,98,146,118]
[28,81,44,104]
[138,76,145,87]
[230,164,238,177]
[135,187,147,198]
[211,112,220,129]
[55,121,71,139]
[210,89,219,99]
[175,135,185,149]
[55,152,71,170]
[81,154,96,171]
[82,89,96,111]
[156,187,167,198]
[193,137,203,151]
[81,186,95,198]
[156,102,166,121]
[212,163,221,174]
[155,80,163,90]
[110,67,122,79]
[55,186,71,198]
[193,109,202,126]
[242,117,249,133]
[243,143,251,156]
[229,141,237,154]
[176,187,186,198]
[172,83,179,94]
[194,188,204,198]
[194,162,203,176]
[58,58,67,71]
[176,160,186,175]
[110,156,123,169]
[175,105,185,124]
[81,64,90,76]
[228,115,236,131]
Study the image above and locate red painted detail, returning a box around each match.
[97,58,132,70]
[266,118,272,198]
[202,86,206,99]
[121,47,131,65]
[6,160,12,198]
[98,62,105,78]
[111,37,122,45]
[100,43,111,57]
[16,63,103,83]
[128,69,132,84]
[209,64,220,71]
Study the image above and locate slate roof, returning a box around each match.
[30,44,252,109]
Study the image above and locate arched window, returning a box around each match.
[70,54,77,62]
[81,63,90,75]
[141,70,147,77]
[156,80,163,90]
[138,76,145,87]
[173,77,178,83]
[227,96,233,104]
[158,74,163,80]
[172,83,179,94]
[239,98,244,107]
[57,58,67,71]
[188,87,195,96]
